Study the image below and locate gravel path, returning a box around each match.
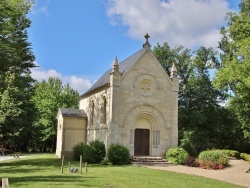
[0,155,28,162]
[143,159,250,188]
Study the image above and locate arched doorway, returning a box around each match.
[134,128,150,156]
[134,117,151,156]
[123,104,165,156]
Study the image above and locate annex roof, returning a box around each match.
[59,108,87,118]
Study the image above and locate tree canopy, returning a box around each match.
[0,0,36,150]
[153,43,245,155]
[213,0,250,140]
[32,77,79,152]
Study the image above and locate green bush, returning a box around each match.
[72,142,85,161]
[72,140,106,163]
[221,150,240,159]
[166,147,189,165]
[240,153,250,162]
[82,144,94,163]
[100,158,110,165]
[198,150,228,169]
[107,144,130,165]
[89,140,106,163]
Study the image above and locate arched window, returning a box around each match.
[101,97,107,125]
[90,101,94,126]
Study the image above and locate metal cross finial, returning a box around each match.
[144,33,150,43]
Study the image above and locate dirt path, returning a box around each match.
[0,155,28,162]
[143,159,250,188]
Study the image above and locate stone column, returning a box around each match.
[108,57,121,145]
[170,63,179,147]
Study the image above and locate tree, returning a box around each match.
[32,77,79,152]
[213,0,250,141]
[153,43,242,155]
[0,0,36,151]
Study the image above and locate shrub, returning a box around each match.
[82,144,94,163]
[221,150,240,159]
[184,156,199,167]
[166,147,189,165]
[107,144,130,165]
[72,140,106,163]
[198,160,224,170]
[240,153,250,162]
[89,140,106,163]
[72,142,85,161]
[198,150,228,169]
[198,150,228,164]
[100,158,110,165]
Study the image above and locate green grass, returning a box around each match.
[0,154,242,188]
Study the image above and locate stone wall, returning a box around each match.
[56,114,87,158]
[117,50,178,157]
[79,88,111,147]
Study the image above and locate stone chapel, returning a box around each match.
[56,34,179,158]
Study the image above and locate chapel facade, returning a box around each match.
[56,34,179,158]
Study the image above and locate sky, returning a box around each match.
[28,0,241,95]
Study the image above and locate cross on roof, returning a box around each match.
[143,33,151,48]
[144,33,150,43]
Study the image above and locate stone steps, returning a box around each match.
[131,156,173,166]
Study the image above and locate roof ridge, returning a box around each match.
[80,47,147,98]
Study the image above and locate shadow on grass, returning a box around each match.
[9,175,101,187]
[0,157,62,175]
[0,167,38,174]
[0,157,61,168]
[0,157,132,177]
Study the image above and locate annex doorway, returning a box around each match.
[134,129,150,156]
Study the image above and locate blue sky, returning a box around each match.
[28,0,241,94]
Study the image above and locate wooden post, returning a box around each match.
[61,156,64,174]
[2,178,9,188]
[68,161,71,172]
[85,162,88,173]
[80,155,82,174]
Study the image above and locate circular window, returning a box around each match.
[140,80,152,95]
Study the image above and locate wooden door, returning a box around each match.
[134,129,149,156]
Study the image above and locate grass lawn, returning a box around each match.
[0,154,242,188]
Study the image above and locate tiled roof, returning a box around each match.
[81,47,146,97]
[59,108,87,118]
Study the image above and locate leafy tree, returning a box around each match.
[32,77,79,152]
[213,0,250,141]
[153,43,242,155]
[0,0,36,151]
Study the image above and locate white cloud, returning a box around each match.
[107,0,233,48]
[31,62,92,94]
[31,0,50,16]
[62,76,92,95]
[31,67,61,81]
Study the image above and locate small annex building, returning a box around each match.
[56,34,179,158]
